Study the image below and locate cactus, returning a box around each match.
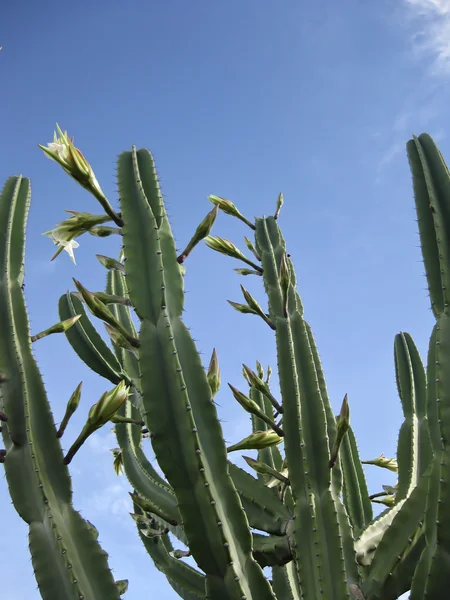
[3,130,450,598]
[0,177,122,599]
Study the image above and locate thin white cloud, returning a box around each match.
[405,0,450,74]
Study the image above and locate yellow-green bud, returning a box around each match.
[227,429,283,453]
[274,192,284,219]
[362,454,398,473]
[240,286,275,330]
[207,348,221,399]
[208,194,255,230]
[95,254,125,273]
[104,323,139,357]
[205,236,262,271]
[178,206,218,263]
[31,314,82,343]
[88,380,129,427]
[243,455,289,484]
[39,124,122,226]
[56,381,83,438]
[115,580,129,595]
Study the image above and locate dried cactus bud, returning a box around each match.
[0,410,8,422]
[227,429,283,453]
[111,448,124,475]
[0,449,7,463]
[207,348,221,398]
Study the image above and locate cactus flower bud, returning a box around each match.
[234,268,262,276]
[244,237,260,260]
[227,429,283,453]
[243,455,290,485]
[240,286,275,330]
[88,381,129,427]
[64,381,129,464]
[256,361,264,380]
[115,580,129,595]
[88,225,122,237]
[228,384,284,436]
[279,253,291,316]
[372,495,396,507]
[39,125,122,226]
[208,194,255,230]
[266,365,272,384]
[274,192,284,219]
[205,236,262,272]
[95,254,125,273]
[177,206,218,263]
[329,394,350,468]
[31,314,81,343]
[0,449,6,463]
[73,279,138,347]
[129,491,179,526]
[56,381,83,438]
[242,365,283,413]
[0,410,8,422]
[104,323,139,358]
[207,348,221,399]
[362,454,398,473]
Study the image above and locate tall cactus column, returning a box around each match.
[0,177,120,600]
[254,217,359,599]
[117,147,275,599]
[407,134,450,599]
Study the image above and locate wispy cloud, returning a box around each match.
[405,0,450,74]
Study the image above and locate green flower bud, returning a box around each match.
[362,454,398,473]
[177,206,218,263]
[208,194,255,230]
[240,286,275,330]
[243,456,289,485]
[56,381,83,438]
[115,580,129,595]
[244,236,260,260]
[227,429,283,453]
[64,381,129,464]
[95,254,125,273]
[205,236,262,271]
[31,314,81,343]
[88,225,122,237]
[274,192,284,219]
[207,348,221,399]
[73,279,138,346]
[104,323,139,358]
[234,268,262,276]
[39,124,122,226]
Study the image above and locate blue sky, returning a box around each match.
[1,0,449,598]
